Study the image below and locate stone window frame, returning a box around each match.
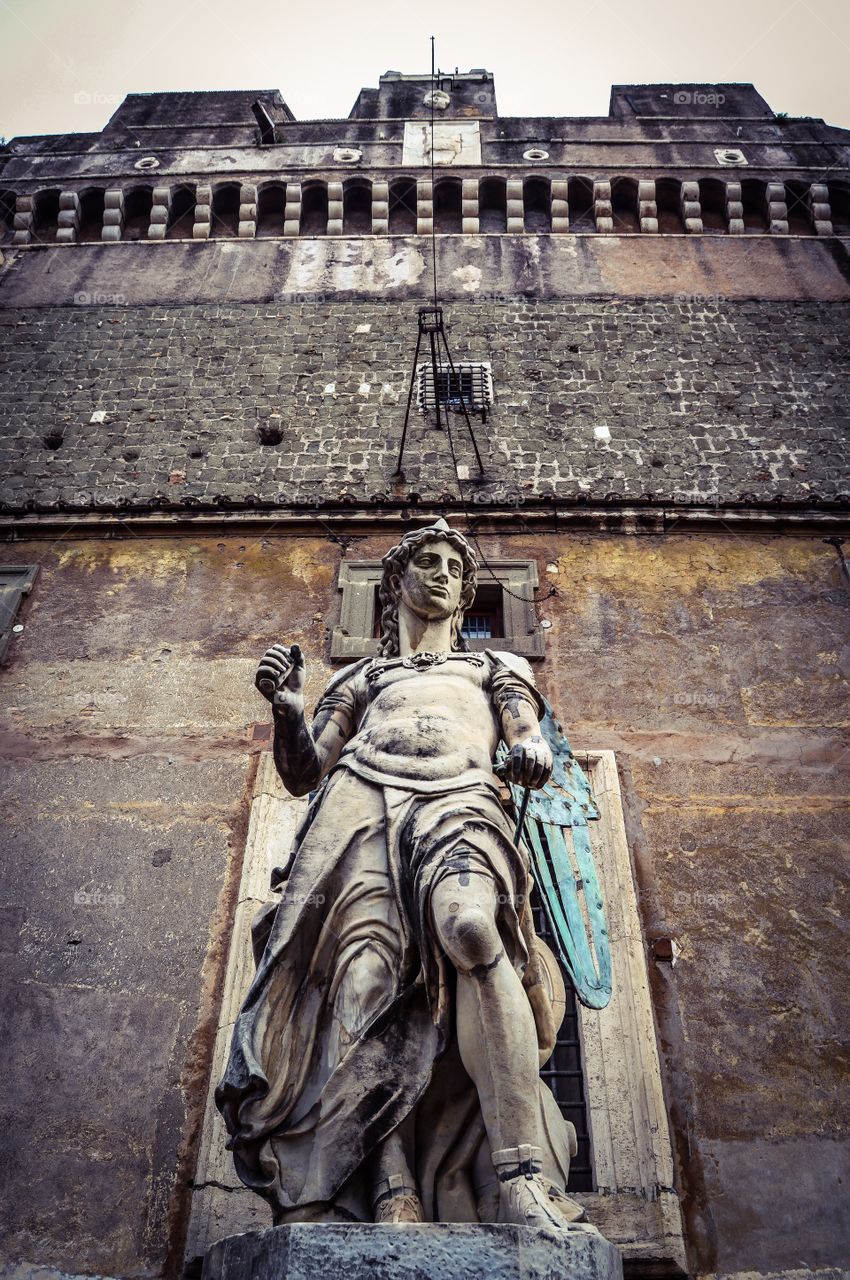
[0,565,38,663]
[185,750,687,1277]
[330,558,545,661]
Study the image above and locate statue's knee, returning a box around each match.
[438,901,501,970]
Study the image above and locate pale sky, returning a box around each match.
[1,0,849,141]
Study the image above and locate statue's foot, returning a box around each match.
[541,1179,588,1225]
[492,1145,585,1232]
[373,1174,424,1224]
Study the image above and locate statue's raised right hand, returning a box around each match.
[255,644,306,714]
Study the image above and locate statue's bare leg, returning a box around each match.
[431,867,577,1230]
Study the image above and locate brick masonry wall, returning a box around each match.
[1,298,848,511]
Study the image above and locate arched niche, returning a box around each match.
[166,186,197,239]
[523,177,551,233]
[300,183,329,236]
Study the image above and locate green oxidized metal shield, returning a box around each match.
[497,697,612,1010]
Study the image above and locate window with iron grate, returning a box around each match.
[416,361,493,418]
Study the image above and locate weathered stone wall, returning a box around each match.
[1,297,848,513]
[0,529,848,1278]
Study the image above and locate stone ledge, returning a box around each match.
[202,1222,624,1280]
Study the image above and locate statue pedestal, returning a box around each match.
[202,1222,624,1280]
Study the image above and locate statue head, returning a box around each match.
[377,519,479,657]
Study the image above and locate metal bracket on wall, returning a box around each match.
[394,306,486,480]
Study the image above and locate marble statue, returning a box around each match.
[216,519,590,1231]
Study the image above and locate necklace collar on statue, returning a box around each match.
[366,651,485,680]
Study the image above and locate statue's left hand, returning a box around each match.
[505,735,553,789]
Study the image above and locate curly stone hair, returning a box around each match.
[377,522,479,657]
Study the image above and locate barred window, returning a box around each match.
[416,361,493,417]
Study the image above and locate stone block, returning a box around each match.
[372,202,389,234]
[104,189,124,211]
[238,221,255,239]
[203,1223,623,1280]
[461,178,478,232]
[59,191,80,211]
[101,226,122,243]
[551,179,569,232]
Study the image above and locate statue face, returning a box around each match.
[399,537,464,623]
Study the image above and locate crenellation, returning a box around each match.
[3,171,849,243]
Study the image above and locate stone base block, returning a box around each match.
[203,1222,623,1280]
